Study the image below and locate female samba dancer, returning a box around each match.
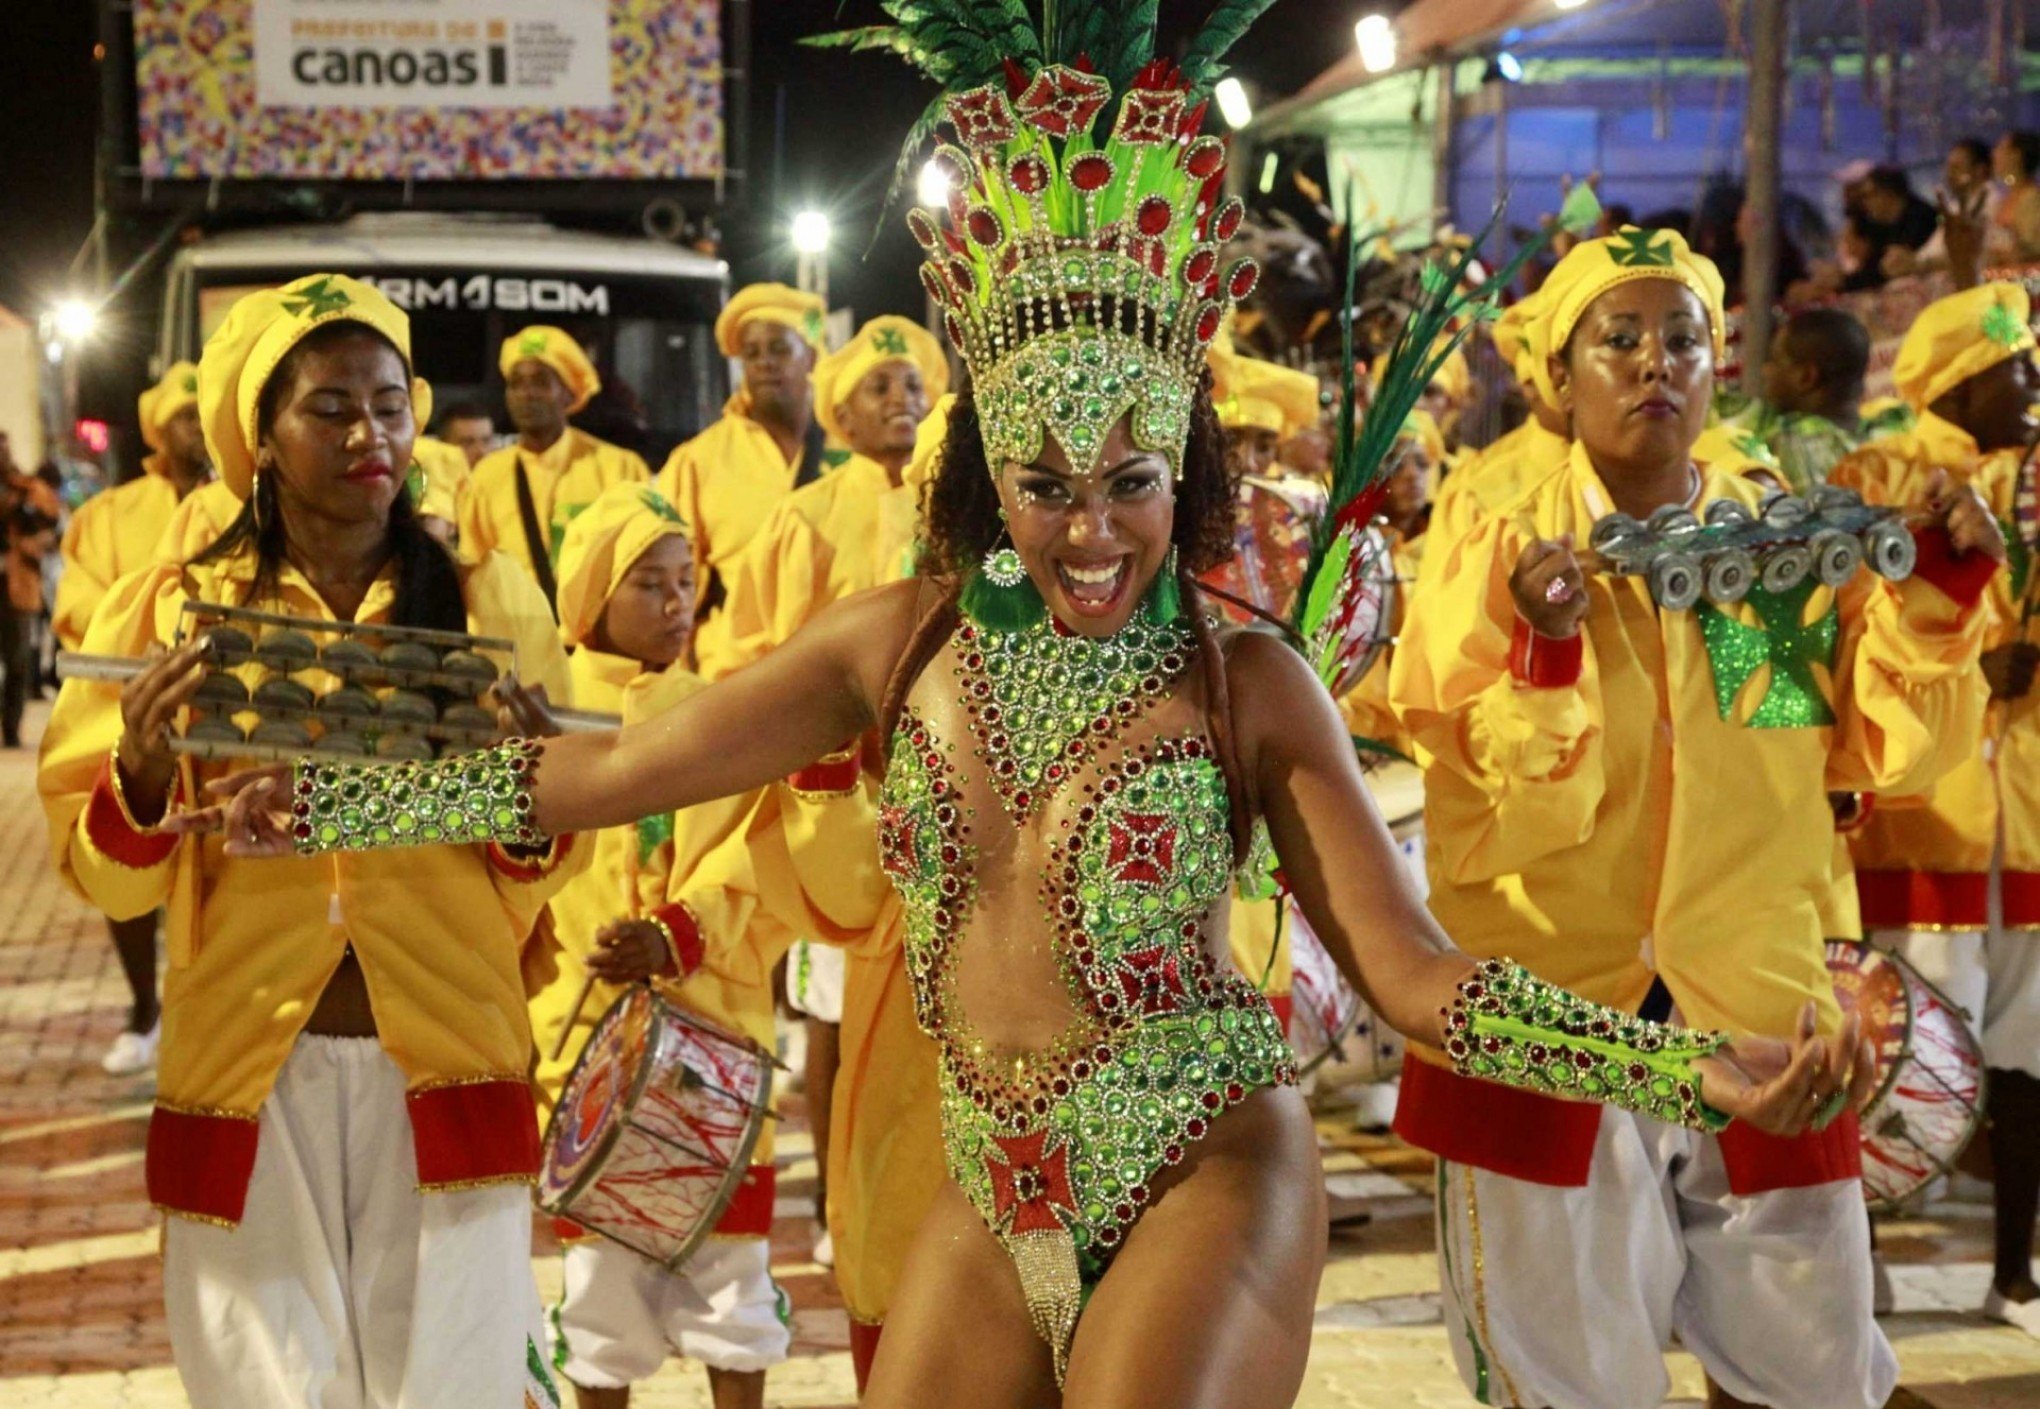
[179,19,1868,1409]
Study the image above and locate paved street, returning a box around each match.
[4,700,2039,1407]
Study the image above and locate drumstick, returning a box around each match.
[552,844,648,1063]
[550,971,601,1063]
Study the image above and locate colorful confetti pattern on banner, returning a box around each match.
[135,0,722,181]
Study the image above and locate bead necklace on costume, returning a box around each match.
[951,594,1195,821]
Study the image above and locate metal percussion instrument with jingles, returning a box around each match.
[538,986,776,1268]
[1825,940,1987,1210]
[1586,485,1915,613]
[56,602,618,764]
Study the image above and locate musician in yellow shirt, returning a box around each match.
[1391,230,2002,1409]
[52,361,215,1075]
[1830,282,2040,1334]
[531,482,798,1409]
[711,320,947,1385]
[37,275,578,1408]
[459,325,650,601]
[657,283,830,677]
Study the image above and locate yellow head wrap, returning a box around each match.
[812,316,951,444]
[1492,293,1557,408]
[553,482,692,650]
[499,325,601,414]
[138,361,200,456]
[1892,282,2037,413]
[1212,348,1321,436]
[1541,228,1727,367]
[198,274,429,499]
[715,282,828,358]
[903,391,955,494]
[1395,407,1448,469]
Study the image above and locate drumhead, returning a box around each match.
[1823,941,1910,1116]
[539,985,655,1211]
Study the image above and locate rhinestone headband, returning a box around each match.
[908,61,1260,479]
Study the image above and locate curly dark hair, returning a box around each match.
[917,370,1236,579]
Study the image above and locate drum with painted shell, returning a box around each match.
[1824,941,1986,1210]
[539,987,774,1268]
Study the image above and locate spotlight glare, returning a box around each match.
[1355,15,1398,74]
[916,161,950,209]
[1214,77,1253,130]
[790,210,832,256]
[53,298,98,345]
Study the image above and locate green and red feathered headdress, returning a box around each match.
[811,2,1278,478]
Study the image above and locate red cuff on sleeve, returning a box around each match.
[1508,617,1584,689]
[788,744,862,796]
[1907,523,1999,610]
[486,833,572,882]
[648,902,705,979]
[84,757,180,869]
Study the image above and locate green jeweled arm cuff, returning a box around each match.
[1443,959,1733,1132]
[289,739,548,856]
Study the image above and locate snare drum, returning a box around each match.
[1824,941,1986,1210]
[538,987,774,1268]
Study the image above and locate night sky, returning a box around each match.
[0,2,1359,359]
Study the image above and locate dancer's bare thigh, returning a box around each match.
[861,1179,1060,1409]
[1063,1085,1327,1409]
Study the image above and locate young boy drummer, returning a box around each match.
[530,483,786,1407]
[532,482,877,1407]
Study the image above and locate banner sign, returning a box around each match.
[251,0,612,110]
[134,0,722,181]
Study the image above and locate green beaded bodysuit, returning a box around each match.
[876,601,1294,1377]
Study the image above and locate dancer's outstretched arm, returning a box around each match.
[176,578,924,846]
[1227,628,1873,1138]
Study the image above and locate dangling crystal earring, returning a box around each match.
[961,516,1045,632]
[983,536,1026,587]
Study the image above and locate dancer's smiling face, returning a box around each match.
[998,413,1176,638]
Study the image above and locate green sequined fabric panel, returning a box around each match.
[942,1002,1293,1279]
[1443,959,1729,1131]
[289,739,546,854]
[1697,580,1838,729]
[878,715,976,1035]
[1074,756,1234,970]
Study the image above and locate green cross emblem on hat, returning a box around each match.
[639,490,683,524]
[803,308,826,341]
[872,327,910,356]
[1982,299,2027,349]
[180,372,198,394]
[519,331,550,358]
[1608,229,1675,268]
[281,276,352,319]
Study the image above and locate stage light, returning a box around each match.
[1215,77,1253,130]
[53,298,98,345]
[1355,15,1397,74]
[791,210,832,256]
[916,161,950,208]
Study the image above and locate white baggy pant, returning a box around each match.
[1435,1108,1897,1409]
[555,1237,790,1388]
[786,937,845,1023]
[1874,856,2040,1080]
[163,1036,555,1409]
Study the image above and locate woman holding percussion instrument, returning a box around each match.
[1389,229,2005,1409]
[191,21,1873,1400]
[36,274,576,1408]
